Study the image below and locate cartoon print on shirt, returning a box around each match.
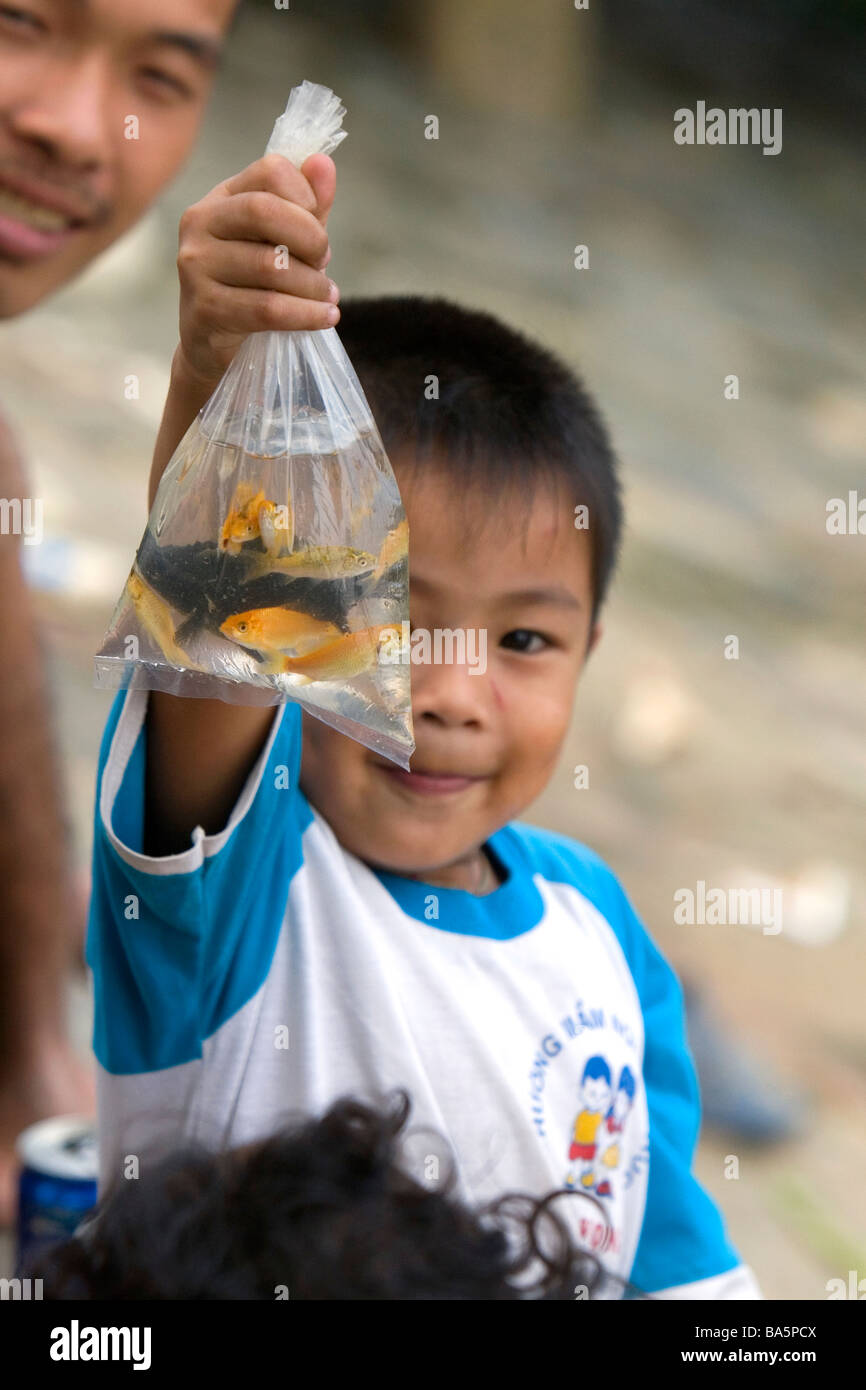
[566,1055,612,1191]
[528,1003,646,1257]
[595,1065,636,1198]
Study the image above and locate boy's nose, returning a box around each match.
[410,656,491,728]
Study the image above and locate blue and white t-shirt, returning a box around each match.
[87,688,760,1299]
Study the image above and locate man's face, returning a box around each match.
[0,0,235,316]
[300,459,602,878]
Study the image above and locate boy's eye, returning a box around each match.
[500,629,549,654]
[0,5,44,35]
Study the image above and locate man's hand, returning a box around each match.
[175,151,340,391]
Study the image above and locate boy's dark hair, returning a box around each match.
[338,295,623,624]
[35,1092,621,1301]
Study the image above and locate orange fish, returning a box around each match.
[220,486,293,555]
[220,485,264,552]
[219,605,341,656]
[125,571,191,666]
[277,623,398,685]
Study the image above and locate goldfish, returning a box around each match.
[276,623,397,685]
[125,570,190,666]
[219,605,341,656]
[368,518,409,585]
[244,544,377,582]
[220,485,294,556]
[220,484,264,552]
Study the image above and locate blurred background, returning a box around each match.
[1,0,864,1296]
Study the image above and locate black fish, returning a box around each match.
[135,530,367,647]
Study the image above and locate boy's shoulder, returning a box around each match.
[503,819,636,926]
[504,818,623,892]
[500,819,668,990]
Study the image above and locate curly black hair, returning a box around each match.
[34,1092,631,1300]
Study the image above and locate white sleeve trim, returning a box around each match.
[99,687,286,876]
[649,1263,763,1300]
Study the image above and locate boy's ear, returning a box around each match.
[586,621,603,657]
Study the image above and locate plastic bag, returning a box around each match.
[95,82,414,769]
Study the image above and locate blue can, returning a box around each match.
[16,1115,98,1276]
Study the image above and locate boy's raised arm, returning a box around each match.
[142,153,340,856]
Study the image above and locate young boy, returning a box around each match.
[87,157,760,1299]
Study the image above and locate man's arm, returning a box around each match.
[0,417,93,1222]
[142,153,339,856]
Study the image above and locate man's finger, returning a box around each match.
[202,240,338,301]
[222,153,318,214]
[201,283,340,335]
[206,193,329,266]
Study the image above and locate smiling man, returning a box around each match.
[0,0,241,1222]
[0,0,232,312]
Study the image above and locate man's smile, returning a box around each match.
[0,168,99,260]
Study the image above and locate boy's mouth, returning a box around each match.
[374,762,486,797]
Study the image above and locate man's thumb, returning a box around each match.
[301,154,337,227]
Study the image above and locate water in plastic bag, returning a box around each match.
[94,83,414,769]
